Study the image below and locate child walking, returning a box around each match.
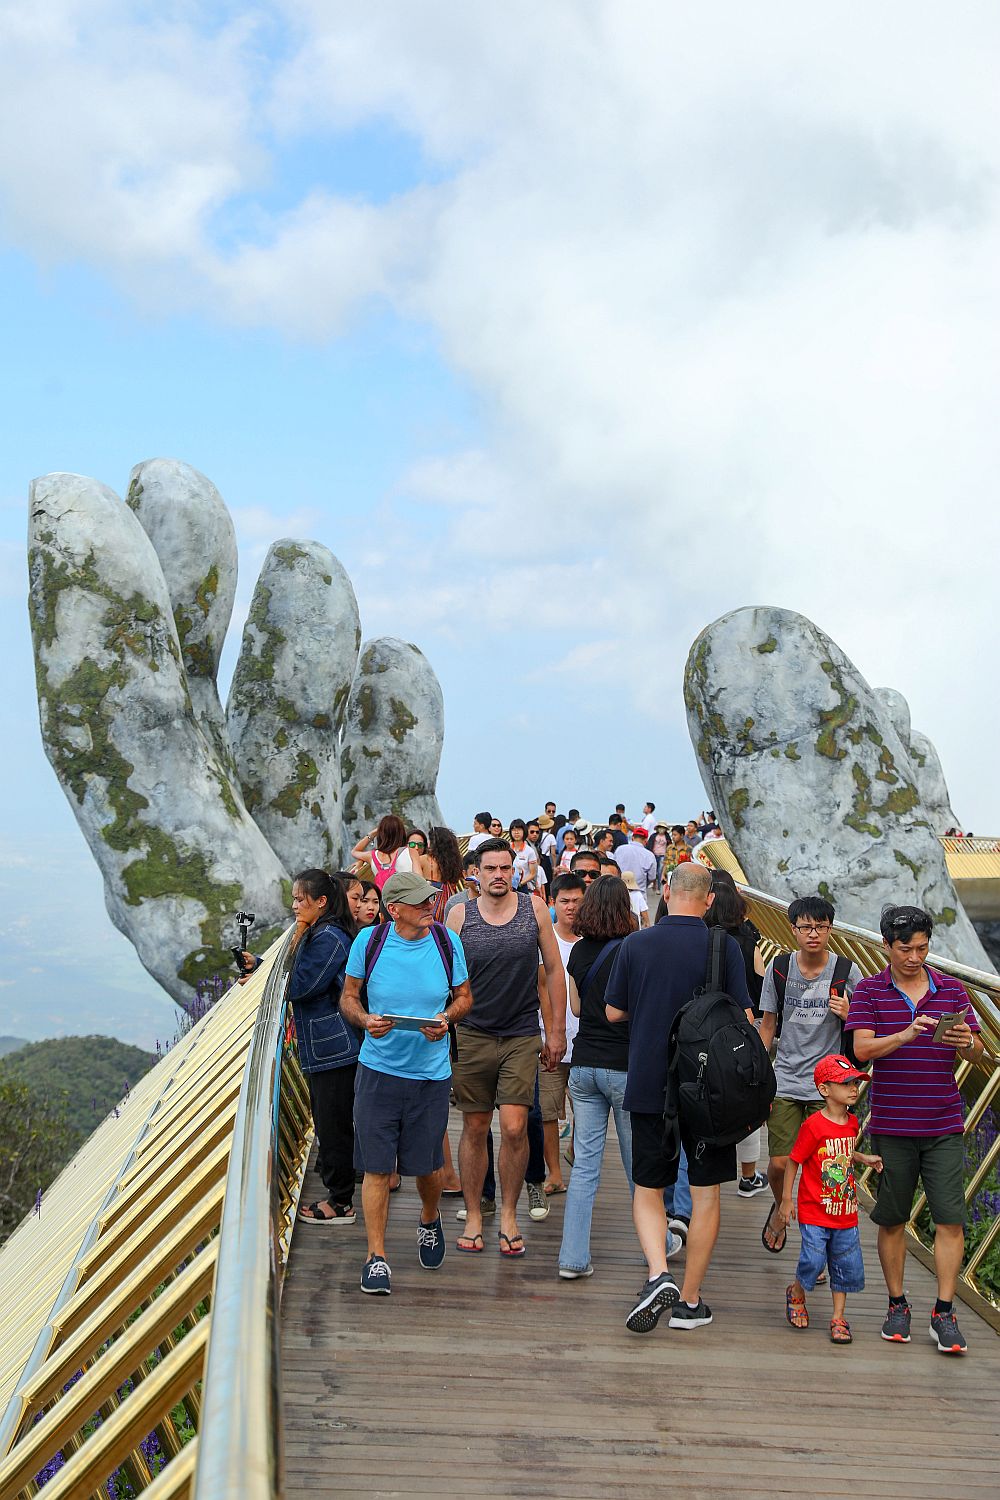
[777,1054,883,1343]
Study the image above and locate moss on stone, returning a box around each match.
[388,698,417,744]
[272,543,310,569]
[125,476,144,510]
[269,751,319,819]
[770,748,780,758]
[321,573,332,585]
[818,881,832,901]
[777,858,789,873]
[784,743,801,761]
[845,763,882,839]
[729,787,750,830]
[875,745,899,785]
[332,683,350,726]
[878,783,919,817]
[275,696,298,724]
[312,713,331,730]
[893,849,922,880]
[340,747,355,782]
[816,660,858,760]
[343,782,358,824]
[755,635,778,654]
[230,583,285,693]
[935,906,957,927]
[274,728,289,750]
[736,717,756,753]
[356,685,376,733]
[362,745,382,759]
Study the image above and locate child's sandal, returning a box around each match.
[829,1317,852,1344]
[785,1284,809,1329]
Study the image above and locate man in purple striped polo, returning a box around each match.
[846,905,982,1354]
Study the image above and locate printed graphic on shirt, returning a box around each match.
[818,1137,857,1219]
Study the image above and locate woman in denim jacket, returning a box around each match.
[289,869,362,1225]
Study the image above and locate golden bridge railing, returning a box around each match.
[0,927,311,1499]
[706,865,1000,1332]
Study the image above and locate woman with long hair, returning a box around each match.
[704,867,768,1197]
[422,826,464,922]
[286,869,361,1225]
[351,813,412,892]
[355,878,384,928]
[557,875,637,1279]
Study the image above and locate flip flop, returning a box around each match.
[456,1233,485,1253]
[498,1231,526,1257]
[830,1317,852,1344]
[543,1182,567,1196]
[761,1203,786,1253]
[785,1284,809,1329]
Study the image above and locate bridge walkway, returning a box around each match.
[281,1120,1000,1500]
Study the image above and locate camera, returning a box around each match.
[231,911,257,975]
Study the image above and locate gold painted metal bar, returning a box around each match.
[19,1323,208,1500]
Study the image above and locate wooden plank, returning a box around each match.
[280,1117,1000,1498]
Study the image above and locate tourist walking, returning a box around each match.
[558,875,636,1279]
[605,862,751,1333]
[846,905,981,1354]
[339,872,473,1295]
[351,814,413,893]
[446,839,568,1258]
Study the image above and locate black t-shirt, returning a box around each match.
[610,829,628,849]
[604,915,751,1113]
[566,936,630,1072]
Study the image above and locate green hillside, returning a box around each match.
[0,1035,156,1144]
[0,1036,26,1057]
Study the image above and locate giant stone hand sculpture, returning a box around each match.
[683,606,990,970]
[27,462,447,1010]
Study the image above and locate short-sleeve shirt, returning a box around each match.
[790,1112,860,1228]
[567,937,629,1072]
[345,925,468,1082]
[604,915,751,1113]
[845,966,979,1135]
[760,953,862,1101]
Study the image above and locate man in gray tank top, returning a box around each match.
[447,839,567,1257]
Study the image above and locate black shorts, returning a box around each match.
[353,1064,450,1177]
[630,1112,737,1190]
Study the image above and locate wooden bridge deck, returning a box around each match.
[281,1119,1000,1500]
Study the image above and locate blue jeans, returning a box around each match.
[796,1222,865,1293]
[558,1067,631,1272]
[663,1144,692,1222]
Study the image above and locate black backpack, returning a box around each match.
[770,952,864,1069]
[663,928,776,1157]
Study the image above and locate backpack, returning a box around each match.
[770,952,864,1068]
[362,920,458,1060]
[370,848,402,892]
[663,928,776,1158]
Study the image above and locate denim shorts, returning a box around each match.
[795,1221,865,1293]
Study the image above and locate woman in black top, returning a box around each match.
[557,875,637,1278]
[704,869,768,1196]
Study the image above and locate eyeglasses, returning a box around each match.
[794,923,831,934]
[408,841,425,850]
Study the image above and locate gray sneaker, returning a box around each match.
[456,1197,496,1221]
[526,1181,550,1221]
[881,1300,911,1342]
[929,1308,968,1354]
[625,1273,680,1334]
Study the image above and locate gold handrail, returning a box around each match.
[0,928,313,1498]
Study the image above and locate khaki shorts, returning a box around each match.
[451,1027,541,1112]
[767,1096,823,1159]
[538,1062,570,1122]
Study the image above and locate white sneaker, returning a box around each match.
[558,1264,594,1279]
[666,1231,684,1258]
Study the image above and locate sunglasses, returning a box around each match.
[408,840,425,850]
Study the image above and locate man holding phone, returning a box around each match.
[846,905,982,1354]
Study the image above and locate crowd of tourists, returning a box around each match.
[240,800,982,1355]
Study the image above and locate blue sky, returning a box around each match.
[3,3,999,1044]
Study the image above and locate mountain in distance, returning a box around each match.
[0,1037,26,1057]
[0,1034,157,1144]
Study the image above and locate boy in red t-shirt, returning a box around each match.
[777,1054,883,1343]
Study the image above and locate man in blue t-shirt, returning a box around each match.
[340,872,473,1296]
[605,861,751,1335]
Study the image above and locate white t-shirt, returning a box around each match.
[467,832,490,852]
[512,844,538,890]
[540,831,557,860]
[539,930,580,1060]
[641,812,657,833]
[629,890,647,923]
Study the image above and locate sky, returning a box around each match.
[2,2,998,1046]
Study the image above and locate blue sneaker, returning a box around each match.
[417,1215,446,1270]
[360,1254,392,1294]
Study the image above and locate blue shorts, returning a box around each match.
[795,1222,865,1293]
[353,1064,450,1177]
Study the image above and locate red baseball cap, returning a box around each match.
[814,1054,866,1088]
[632,825,649,838]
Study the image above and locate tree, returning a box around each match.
[0,1077,73,1243]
